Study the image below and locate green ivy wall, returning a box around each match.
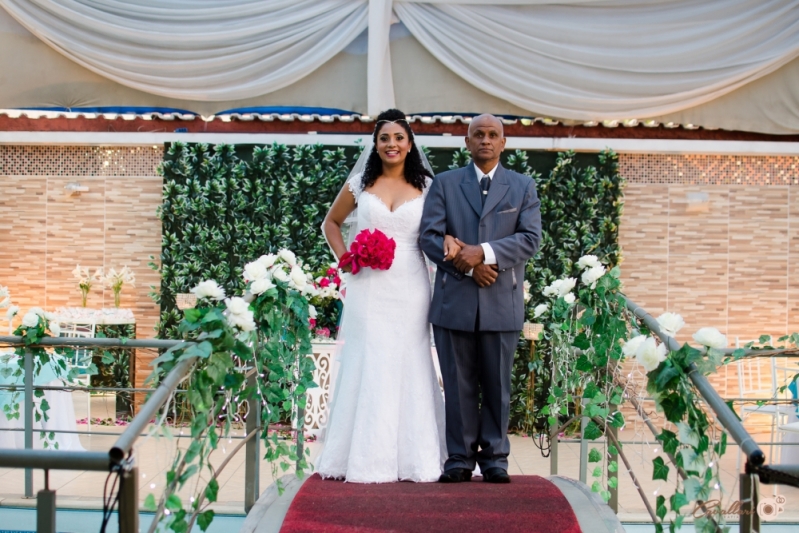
[156,142,623,429]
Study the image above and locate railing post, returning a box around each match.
[740,471,760,533]
[118,465,139,533]
[297,405,305,472]
[24,348,34,498]
[550,430,559,476]
[244,373,260,513]
[608,416,619,514]
[36,469,55,533]
[579,396,589,484]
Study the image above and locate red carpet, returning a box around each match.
[280,474,582,532]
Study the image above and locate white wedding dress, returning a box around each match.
[315,173,446,483]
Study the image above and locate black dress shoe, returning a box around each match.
[438,468,472,483]
[481,467,510,483]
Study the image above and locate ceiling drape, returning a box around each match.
[2,0,798,122]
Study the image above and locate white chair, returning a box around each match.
[736,338,797,465]
[57,321,96,430]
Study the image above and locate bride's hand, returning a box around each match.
[443,235,462,261]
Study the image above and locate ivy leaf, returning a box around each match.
[652,457,669,481]
[656,495,667,520]
[165,494,183,512]
[143,494,157,512]
[205,478,219,503]
[198,510,215,532]
[583,421,602,440]
[660,393,687,424]
[656,429,679,456]
[607,477,618,489]
[670,491,688,513]
[588,448,602,463]
[608,461,618,473]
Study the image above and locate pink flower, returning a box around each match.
[319,278,330,288]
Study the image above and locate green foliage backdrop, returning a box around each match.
[156,143,623,429]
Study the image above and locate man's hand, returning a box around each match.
[472,263,498,288]
[453,238,485,272]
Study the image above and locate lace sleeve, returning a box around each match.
[347,172,364,203]
[422,177,434,199]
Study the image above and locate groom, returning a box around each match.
[420,114,541,483]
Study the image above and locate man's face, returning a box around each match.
[465,116,506,165]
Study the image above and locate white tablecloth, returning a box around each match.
[0,355,84,451]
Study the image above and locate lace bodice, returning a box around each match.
[348,173,432,250]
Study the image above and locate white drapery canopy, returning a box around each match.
[2,0,798,123]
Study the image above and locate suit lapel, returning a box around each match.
[459,163,483,217]
[480,164,510,220]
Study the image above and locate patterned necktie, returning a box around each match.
[480,175,491,205]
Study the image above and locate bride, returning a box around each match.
[316,109,451,483]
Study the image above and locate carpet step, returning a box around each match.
[243,473,624,533]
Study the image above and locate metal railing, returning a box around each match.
[547,299,799,531]
[0,335,264,533]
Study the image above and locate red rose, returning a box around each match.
[344,229,396,274]
[320,278,330,288]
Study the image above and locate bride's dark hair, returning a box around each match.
[361,108,432,192]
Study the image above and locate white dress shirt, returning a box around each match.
[465,164,498,276]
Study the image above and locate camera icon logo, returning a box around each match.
[757,495,787,519]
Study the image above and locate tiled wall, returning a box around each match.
[2,147,798,403]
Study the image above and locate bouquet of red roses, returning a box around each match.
[339,229,396,274]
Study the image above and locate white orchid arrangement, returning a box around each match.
[1,285,20,334]
[100,266,136,308]
[72,264,100,307]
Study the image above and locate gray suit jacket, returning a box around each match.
[420,162,542,332]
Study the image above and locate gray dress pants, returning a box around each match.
[433,324,519,471]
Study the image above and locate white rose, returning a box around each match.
[656,312,685,338]
[693,327,727,350]
[577,255,600,270]
[635,337,668,372]
[29,307,46,317]
[225,297,250,317]
[243,261,268,282]
[6,305,19,321]
[563,293,576,304]
[256,254,277,269]
[533,303,549,318]
[278,249,297,266]
[309,305,318,319]
[228,311,256,332]
[290,265,307,289]
[272,267,289,283]
[622,335,647,358]
[250,278,275,295]
[191,280,226,301]
[49,322,61,337]
[22,311,39,328]
[581,265,606,288]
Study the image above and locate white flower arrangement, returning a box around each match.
[72,264,96,307]
[542,277,577,298]
[101,266,135,308]
[243,251,316,297]
[656,312,685,338]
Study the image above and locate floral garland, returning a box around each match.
[144,249,317,533]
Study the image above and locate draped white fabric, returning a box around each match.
[0,0,368,101]
[395,0,799,119]
[1,0,799,122]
